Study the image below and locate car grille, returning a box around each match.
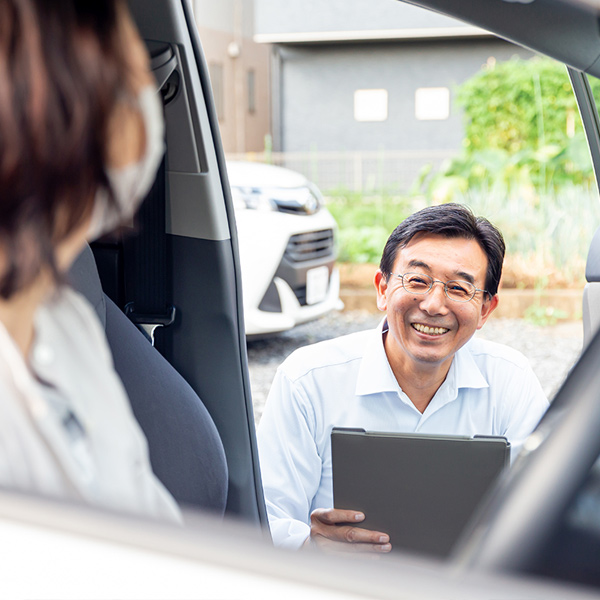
[284,229,335,263]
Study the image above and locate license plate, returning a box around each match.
[306,266,329,305]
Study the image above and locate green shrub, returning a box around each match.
[457,57,591,154]
[326,188,413,263]
[336,226,390,263]
[421,57,600,194]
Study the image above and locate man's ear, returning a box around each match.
[477,294,499,329]
[374,270,388,312]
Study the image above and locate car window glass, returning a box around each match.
[529,449,600,587]
[533,63,600,574]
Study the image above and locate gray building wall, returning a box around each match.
[255,0,476,37]
[248,0,536,191]
[277,38,533,154]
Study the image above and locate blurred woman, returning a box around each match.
[0,0,179,520]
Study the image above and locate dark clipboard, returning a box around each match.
[331,427,510,557]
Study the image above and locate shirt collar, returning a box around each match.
[355,318,401,396]
[355,321,489,397]
[451,339,489,391]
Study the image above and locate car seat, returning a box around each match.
[583,226,600,349]
[68,245,228,514]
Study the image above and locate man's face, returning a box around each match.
[375,233,498,375]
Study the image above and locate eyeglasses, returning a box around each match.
[390,272,489,303]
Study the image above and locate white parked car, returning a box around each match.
[227,160,343,337]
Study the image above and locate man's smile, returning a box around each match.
[411,323,450,336]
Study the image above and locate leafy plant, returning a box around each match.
[524,304,569,326]
[336,226,390,263]
[326,188,413,263]
[420,57,600,195]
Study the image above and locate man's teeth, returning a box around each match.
[412,323,449,335]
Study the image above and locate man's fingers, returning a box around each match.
[328,524,389,545]
[346,528,390,545]
[309,508,391,551]
[311,507,365,526]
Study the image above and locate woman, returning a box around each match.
[0,0,179,521]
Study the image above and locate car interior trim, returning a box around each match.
[166,172,231,240]
[402,0,600,77]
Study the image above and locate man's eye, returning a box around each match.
[448,282,473,297]
[407,276,428,286]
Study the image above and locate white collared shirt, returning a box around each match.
[257,320,548,549]
[0,287,180,522]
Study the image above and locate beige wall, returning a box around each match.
[194,23,271,153]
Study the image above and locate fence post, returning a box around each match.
[354,152,362,193]
[310,144,319,188]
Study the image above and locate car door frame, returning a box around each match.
[128,0,267,525]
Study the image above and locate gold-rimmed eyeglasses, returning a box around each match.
[390,272,489,303]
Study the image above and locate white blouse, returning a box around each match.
[0,286,180,522]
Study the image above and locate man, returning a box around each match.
[257,203,548,553]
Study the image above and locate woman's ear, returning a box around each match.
[374,270,388,312]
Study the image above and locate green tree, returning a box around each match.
[429,57,600,193]
[458,57,583,153]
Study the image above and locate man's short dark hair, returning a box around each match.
[379,203,505,297]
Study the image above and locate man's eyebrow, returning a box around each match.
[407,259,431,271]
[456,271,475,284]
[407,260,477,284]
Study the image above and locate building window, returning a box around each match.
[354,89,388,122]
[248,69,256,114]
[209,63,224,121]
[415,87,450,121]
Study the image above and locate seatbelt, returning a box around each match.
[121,47,179,348]
[123,153,175,347]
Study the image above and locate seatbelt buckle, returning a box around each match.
[124,303,176,346]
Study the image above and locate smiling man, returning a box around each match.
[257,203,548,553]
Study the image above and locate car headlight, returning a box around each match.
[230,187,276,211]
[230,185,323,215]
[270,185,322,215]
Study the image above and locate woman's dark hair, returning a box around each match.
[0,0,131,299]
[379,203,506,297]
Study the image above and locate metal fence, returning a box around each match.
[225,150,458,194]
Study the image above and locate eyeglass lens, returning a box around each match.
[401,273,475,302]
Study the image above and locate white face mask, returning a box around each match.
[86,85,165,241]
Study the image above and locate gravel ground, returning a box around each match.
[247,311,584,424]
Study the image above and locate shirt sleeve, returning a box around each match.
[500,361,549,461]
[257,366,323,549]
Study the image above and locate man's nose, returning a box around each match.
[419,281,450,315]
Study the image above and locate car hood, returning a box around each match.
[226,161,310,190]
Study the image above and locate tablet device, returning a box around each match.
[331,427,510,557]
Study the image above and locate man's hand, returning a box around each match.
[305,508,391,553]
